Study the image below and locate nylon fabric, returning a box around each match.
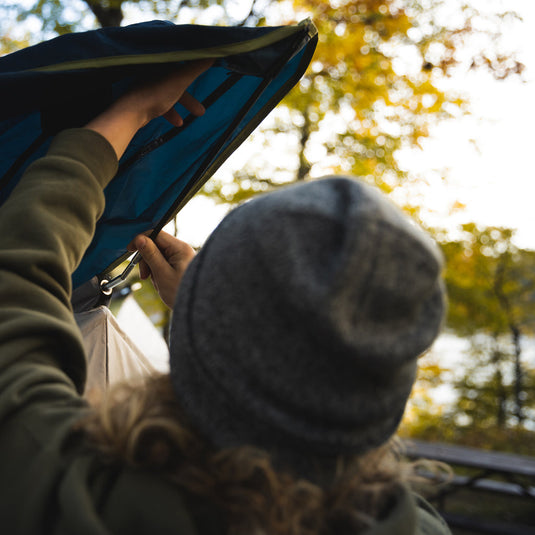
[0,19,317,288]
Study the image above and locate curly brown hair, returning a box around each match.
[79,374,442,535]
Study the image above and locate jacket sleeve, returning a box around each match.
[414,493,452,535]
[0,129,209,535]
[0,128,118,403]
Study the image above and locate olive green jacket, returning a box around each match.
[0,129,450,535]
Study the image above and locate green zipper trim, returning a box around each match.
[28,19,316,73]
[158,29,318,222]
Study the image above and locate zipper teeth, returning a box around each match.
[187,29,319,204]
[154,76,272,235]
[117,73,242,175]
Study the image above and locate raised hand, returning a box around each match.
[128,231,196,309]
[86,59,213,159]
[119,59,213,128]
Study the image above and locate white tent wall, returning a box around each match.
[75,300,169,397]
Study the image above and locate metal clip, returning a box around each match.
[100,252,142,294]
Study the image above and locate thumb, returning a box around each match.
[134,235,170,277]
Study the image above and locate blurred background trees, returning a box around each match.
[1,0,532,451]
[444,225,535,428]
[402,224,535,453]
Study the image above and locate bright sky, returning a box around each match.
[171,1,535,251]
[395,0,535,249]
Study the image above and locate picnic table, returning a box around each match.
[404,439,535,535]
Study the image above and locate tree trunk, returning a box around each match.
[491,345,507,428]
[84,0,124,27]
[494,256,525,426]
[511,324,524,425]
[296,109,311,181]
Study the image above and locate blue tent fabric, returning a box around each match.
[0,20,317,289]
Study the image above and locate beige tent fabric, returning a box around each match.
[115,295,170,373]
[75,305,159,397]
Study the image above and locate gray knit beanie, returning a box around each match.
[169,177,445,471]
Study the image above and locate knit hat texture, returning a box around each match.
[169,177,445,467]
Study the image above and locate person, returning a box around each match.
[0,57,451,535]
